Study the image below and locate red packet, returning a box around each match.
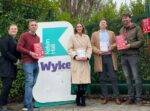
[115,35,128,50]
[32,43,45,58]
[142,18,150,33]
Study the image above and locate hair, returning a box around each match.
[7,23,18,30]
[74,23,86,34]
[121,13,131,19]
[28,19,37,25]
[99,18,107,22]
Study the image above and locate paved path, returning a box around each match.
[8,99,150,111]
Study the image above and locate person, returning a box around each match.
[68,23,92,106]
[17,19,40,111]
[119,13,144,105]
[91,19,121,105]
[0,24,20,111]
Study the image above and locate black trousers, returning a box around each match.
[0,77,13,106]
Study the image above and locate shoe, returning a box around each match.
[115,98,121,105]
[22,107,28,111]
[101,98,108,104]
[124,99,135,105]
[80,96,86,106]
[22,107,34,111]
[75,93,80,106]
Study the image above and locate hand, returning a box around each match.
[14,59,20,65]
[30,51,38,59]
[76,57,88,61]
[99,51,103,55]
[143,31,148,34]
[126,44,131,49]
[99,51,110,55]
[108,46,113,51]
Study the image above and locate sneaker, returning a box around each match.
[22,107,28,111]
[22,107,34,111]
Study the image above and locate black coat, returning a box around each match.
[0,35,21,78]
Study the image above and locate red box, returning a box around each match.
[32,43,45,58]
[115,35,128,50]
[142,18,150,33]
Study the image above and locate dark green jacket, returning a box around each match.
[119,23,144,55]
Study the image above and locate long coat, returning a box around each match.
[68,34,92,84]
[0,35,20,79]
[91,30,117,73]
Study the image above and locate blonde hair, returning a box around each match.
[8,24,18,30]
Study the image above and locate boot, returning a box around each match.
[80,90,86,106]
[75,93,80,106]
[80,95,86,106]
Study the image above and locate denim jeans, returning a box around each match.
[99,55,119,98]
[23,62,39,108]
[121,54,142,99]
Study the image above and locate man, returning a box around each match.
[119,13,144,105]
[0,24,20,111]
[91,19,121,105]
[17,19,40,111]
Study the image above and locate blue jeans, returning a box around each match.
[99,55,119,98]
[121,54,142,99]
[23,62,39,108]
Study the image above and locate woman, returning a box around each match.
[68,23,92,106]
[0,24,20,111]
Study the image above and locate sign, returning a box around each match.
[32,43,45,58]
[142,18,150,33]
[33,21,75,105]
[115,35,127,50]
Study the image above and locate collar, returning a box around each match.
[29,31,37,36]
[99,29,107,32]
[8,34,16,38]
[124,23,134,29]
[75,33,85,37]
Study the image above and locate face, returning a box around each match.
[76,24,83,34]
[122,16,131,26]
[99,20,107,29]
[8,25,18,37]
[29,21,38,33]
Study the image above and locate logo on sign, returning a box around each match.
[42,27,67,56]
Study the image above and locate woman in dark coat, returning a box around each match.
[0,24,20,111]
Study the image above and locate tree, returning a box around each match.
[118,3,131,16]
[89,0,118,24]
[58,0,104,23]
[130,0,145,16]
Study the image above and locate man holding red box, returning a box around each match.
[17,19,40,111]
[119,13,144,105]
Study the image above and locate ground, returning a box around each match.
[8,98,150,111]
